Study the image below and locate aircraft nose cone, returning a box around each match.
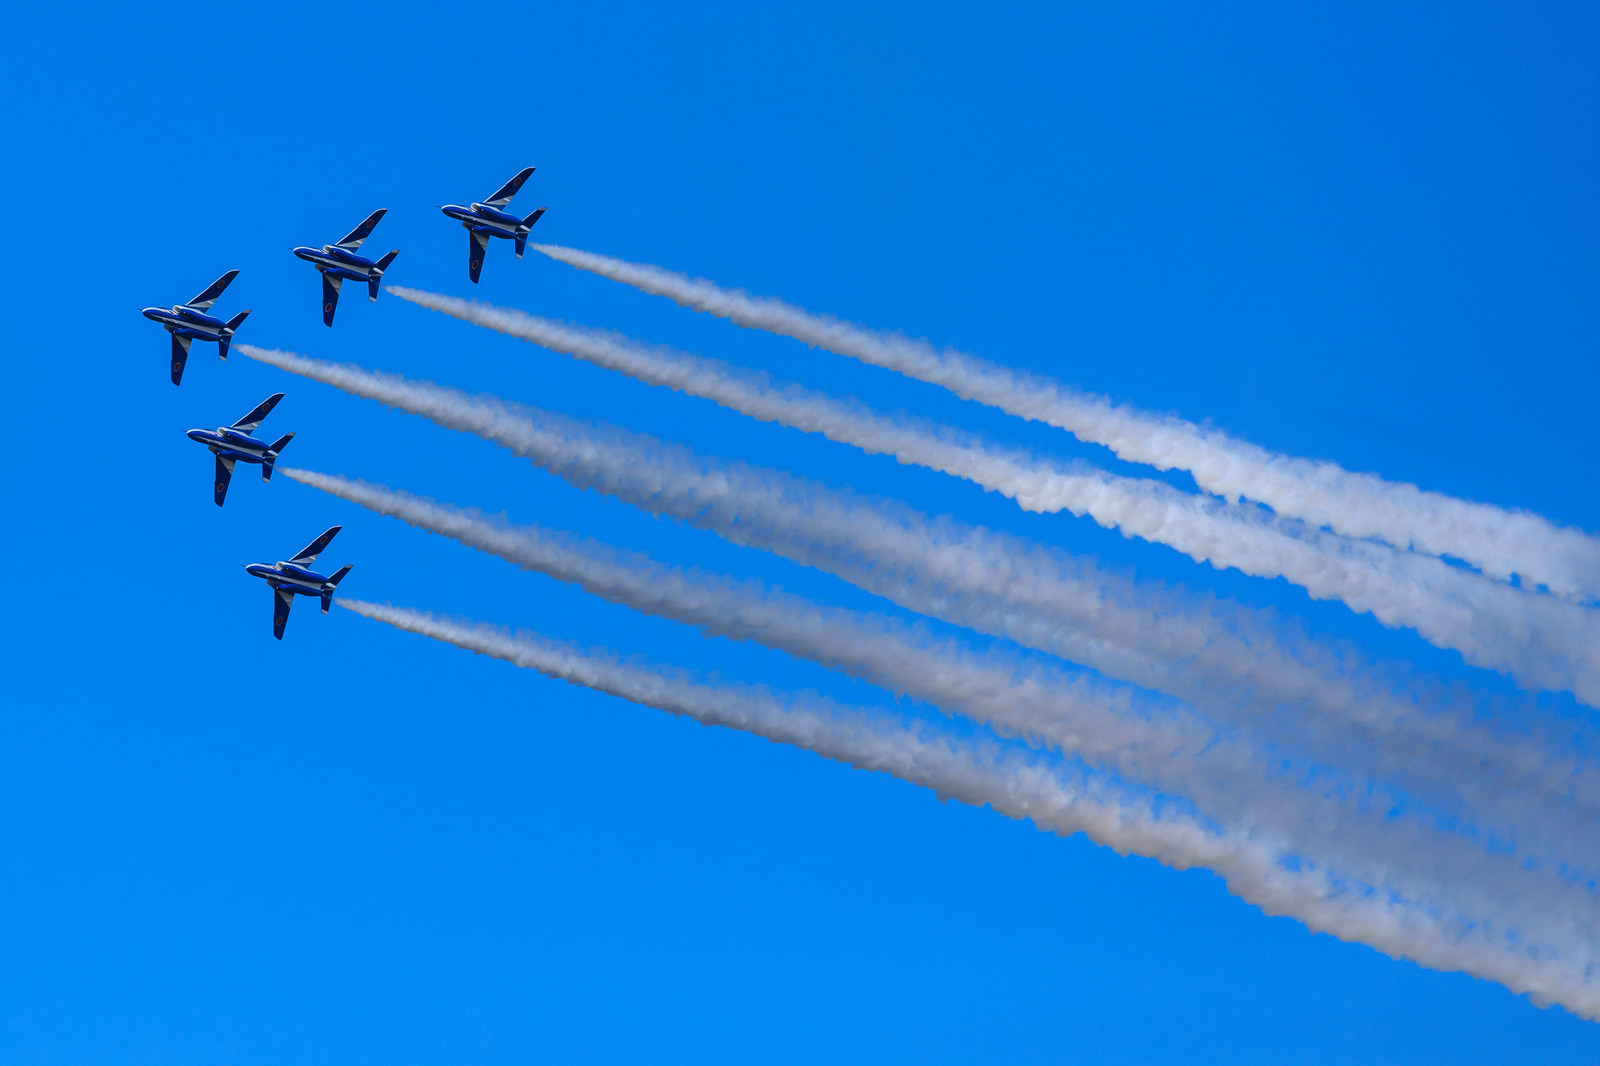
[186,429,206,442]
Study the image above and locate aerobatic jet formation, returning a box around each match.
[440,167,547,283]
[244,526,354,640]
[141,270,252,385]
[292,209,401,325]
[148,176,564,641]
[187,393,295,506]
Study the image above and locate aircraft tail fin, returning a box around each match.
[514,208,546,258]
[322,564,354,613]
[369,251,398,300]
[262,433,294,481]
[218,310,251,359]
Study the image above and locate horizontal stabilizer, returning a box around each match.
[267,432,295,457]
[171,334,192,386]
[214,454,235,507]
[484,166,534,208]
[336,208,387,251]
[375,249,400,273]
[188,269,239,311]
[233,392,284,433]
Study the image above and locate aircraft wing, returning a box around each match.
[322,273,342,326]
[188,269,239,311]
[483,167,535,208]
[468,230,489,283]
[233,392,285,433]
[290,525,342,566]
[214,455,235,507]
[272,586,294,640]
[170,334,192,386]
[335,208,387,252]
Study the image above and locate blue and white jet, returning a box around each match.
[244,526,353,640]
[141,270,252,385]
[440,167,547,283]
[187,392,295,507]
[292,209,400,326]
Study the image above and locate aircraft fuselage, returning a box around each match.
[141,304,229,341]
[293,244,382,282]
[442,203,523,237]
[245,560,333,597]
[187,425,277,465]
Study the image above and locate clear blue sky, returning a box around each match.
[3,2,1598,1061]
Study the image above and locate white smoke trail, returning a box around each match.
[532,243,1600,603]
[294,467,1600,926]
[234,341,1600,840]
[388,286,1600,696]
[340,598,1600,1020]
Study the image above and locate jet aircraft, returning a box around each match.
[141,270,251,385]
[244,526,353,640]
[187,393,295,506]
[440,167,547,283]
[292,209,400,325]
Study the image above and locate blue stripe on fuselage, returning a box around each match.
[247,562,330,590]
[178,307,225,329]
[325,246,375,269]
[472,204,522,227]
[217,426,262,446]
[277,562,326,584]
[193,428,270,462]
[146,306,228,340]
[443,204,520,237]
[295,247,379,279]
